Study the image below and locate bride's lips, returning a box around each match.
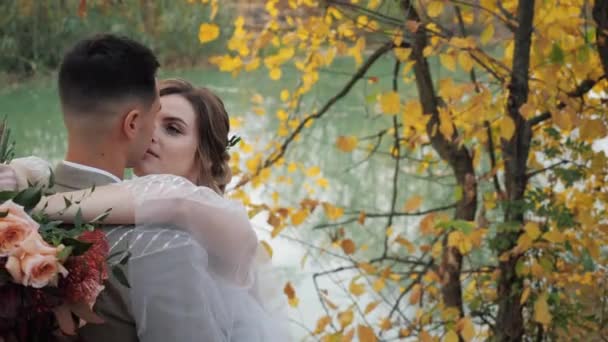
[145,150,160,159]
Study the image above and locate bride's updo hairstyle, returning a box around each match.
[158,79,232,193]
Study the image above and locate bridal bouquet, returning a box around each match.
[0,192,109,340]
[0,121,113,341]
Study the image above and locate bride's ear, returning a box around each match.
[122,109,141,141]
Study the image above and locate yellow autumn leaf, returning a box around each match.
[444,330,459,342]
[349,279,366,297]
[357,325,377,342]
[269,67,282,80]
[520,287,531,305]
[395,235,416,253]
[542,229,565,244]
[287,162,297,173]
[480,24,494,44]
[409,283,422,304]
[534,292,552,327]
[284,282,299,307]
[394,48,412,61]
[338,309,354,329]
[404,195,423,212]
[251,93,264,105]
[358,211,366,225]
[291,209,309,226]
[341,239,356,255]
[380,91,401,115]
[323,203,344,221]
[419,331,433,342]
[364,300,380,314]
[316,177,329,188]
[379,318,392,331]
[458,51,474,72]
[524,222,541,240]
[259,240,273,259]
[500,115,516,140]
[280,89,290,101]
[336,136,358,152]
[252,107,265,116]
[440,53,456,72]
[372,278,385,292]
[275,109,288,121]
[305,166,321,177]
[438,108,454,139]
[198,23,220,43]
[459,317,475,342]
[427,1,444,17]
[580,119,607,141]
[314,316,332,334]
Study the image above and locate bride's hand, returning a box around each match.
[0,165,18,192]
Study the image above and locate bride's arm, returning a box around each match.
[37,179,258,284]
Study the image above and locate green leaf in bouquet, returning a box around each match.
[63,196,72,208]
[112,266,131,288]
[119,251,131,266]
[47,168,55,189]
[74,208,83,229]
[61,237,92,256]
[13,187,42,212]
[0,117,15,164]
[57,245,74,263]
[90,208,112,224]
[0,190,16,203]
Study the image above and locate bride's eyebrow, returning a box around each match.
[164,116,187,127]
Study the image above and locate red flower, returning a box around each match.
[60,230,109,305]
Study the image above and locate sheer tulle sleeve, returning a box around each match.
[121,174,259,286]
[9,156,53,190]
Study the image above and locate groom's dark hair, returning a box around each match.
[58,34,160,116]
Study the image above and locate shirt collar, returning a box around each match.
[61,160,122,183]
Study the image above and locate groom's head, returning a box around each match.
[58,34,160,167]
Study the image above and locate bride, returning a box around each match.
[3,78,289,341]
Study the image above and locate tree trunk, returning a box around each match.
[400,0,477,318]
[495,1,536,341]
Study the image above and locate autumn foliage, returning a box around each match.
[198,0,608,341]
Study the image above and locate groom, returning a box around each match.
[52,34,227,341]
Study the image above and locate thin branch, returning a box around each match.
[383,60,402,258]
[485,120,503,194]
[387,260,434,320]
[360,203,458,218]
[526,160,569,179]
[450,0,517,31]
[528,76,606,127]
[528,112,551,126]
[236,42,394,188]
[313,203,458,230]
[325,0,402,26]
[312,274,338,331]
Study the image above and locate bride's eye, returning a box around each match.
[165,124,182,135]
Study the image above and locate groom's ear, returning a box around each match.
[122,109,141,141]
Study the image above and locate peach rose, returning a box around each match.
[5,233,68,288]
[0,200,39,256]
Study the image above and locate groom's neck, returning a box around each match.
[65,143,126,180]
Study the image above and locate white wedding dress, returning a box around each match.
[9,157,291,341]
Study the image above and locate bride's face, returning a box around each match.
[133,94,200,182]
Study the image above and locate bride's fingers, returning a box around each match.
[0,165,18,191]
